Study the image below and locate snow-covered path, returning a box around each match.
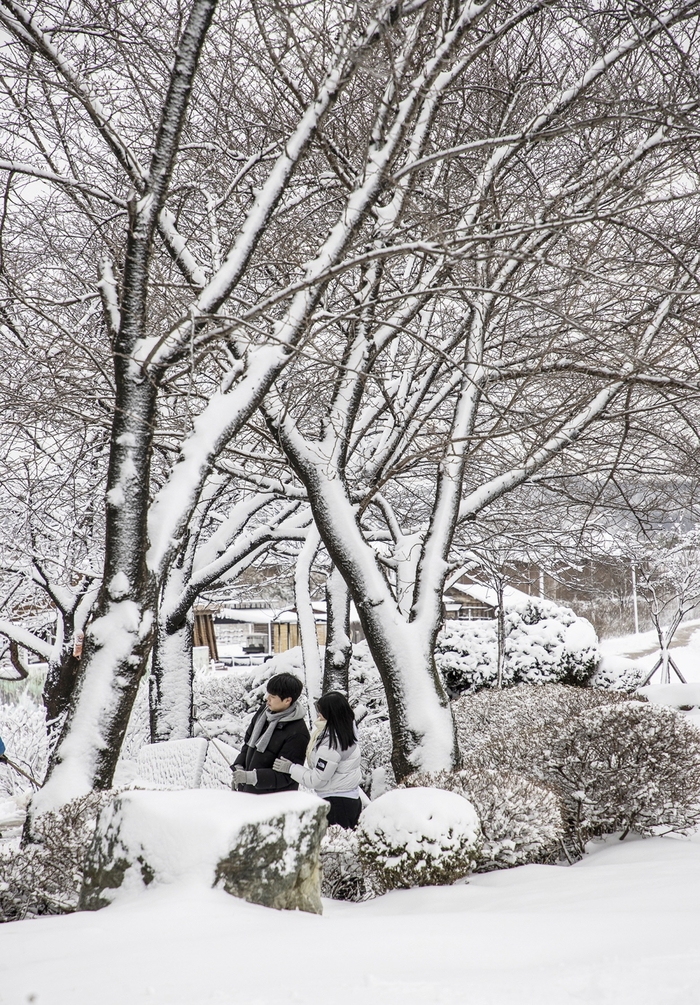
[598,620,700,687]
[2,836,700,1005]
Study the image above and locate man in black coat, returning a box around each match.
[231,672,310,794]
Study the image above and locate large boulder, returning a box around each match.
[80,789,328,914]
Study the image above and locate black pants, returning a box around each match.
[325,795,362,829]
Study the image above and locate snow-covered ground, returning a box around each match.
[599,618,700,680]
[5,626,700,1003]
[2,834,700,1004]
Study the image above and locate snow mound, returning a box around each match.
[358,787,481,892]
[637,682,700,707]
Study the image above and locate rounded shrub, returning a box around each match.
[547,701,700,850]
[435,599,599,696]
[403,768,563,870]
[357,787,481,893]
[451,683,630,776]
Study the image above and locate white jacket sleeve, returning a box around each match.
[289,743,341,789]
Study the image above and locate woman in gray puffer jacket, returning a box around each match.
[274,691,362,829]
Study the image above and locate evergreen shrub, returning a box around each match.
[436,598,599,695]
[402,768,563,870]
[547,701,700,851]
[357,787,480,893]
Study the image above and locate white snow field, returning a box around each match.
[2,834,700,1005]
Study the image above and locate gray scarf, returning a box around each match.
[249,699,307,753]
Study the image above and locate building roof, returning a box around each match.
[445,581,533,608]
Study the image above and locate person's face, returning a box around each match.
[266,692,293,713]
[315,701,326,722]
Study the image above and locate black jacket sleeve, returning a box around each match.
[254,724,310,791]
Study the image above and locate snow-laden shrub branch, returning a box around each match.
[0,698,48,796]
[320,825,372,903]
[402,768,563,871]
[435,598,599,695]
[547,702,700,850]
[0,792,112,922]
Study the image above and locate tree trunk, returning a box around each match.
[322,566,352,695]
[27,0,218,821]
[295,526,322,706]
[43,648,81,736]
[356,608,458,782]
[149,613,194,743]
[35,373,159,812]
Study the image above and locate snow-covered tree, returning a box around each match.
[260,2,700,778]
[630,529,700,685]
[2,0,700,807]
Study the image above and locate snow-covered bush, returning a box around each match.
[436,598,599,695]
[348,641,389,720]
[0,791,111,922]
[588,655,646,693]
[357,718,395,797]
[452,683,630,777]
[340,642,395,796]
[403,768,563,870]
[320,824,372,902]
[0,697,48,796]
[435,621,500,692]
[547,702,700,850]
[358,787,481,893]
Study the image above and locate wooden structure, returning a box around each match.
[193,608,219,660]
[442,583,497,621]
[272,619,327,654]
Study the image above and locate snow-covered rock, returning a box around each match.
[80,789,329,914]
[358,787,481,892]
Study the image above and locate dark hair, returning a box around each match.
[316,692,356,751]
[267,673,303,703]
